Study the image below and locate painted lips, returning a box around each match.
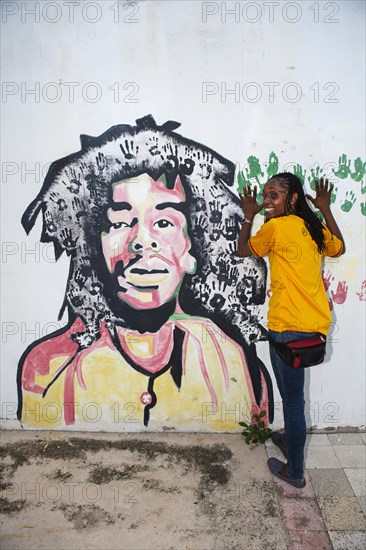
[119,267,169,288]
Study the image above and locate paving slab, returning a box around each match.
[327,433,364,446]
[357,495,366,514]
[287,529,332,550]
[318,496,366,531]
[333,445,366,468]
[0,430,289,550]
[308,468,354,498]
[328,530,366,550]
[306,434,332,447]
[344,468,366,496]
[304,446,341,469]
[281,497,326,532]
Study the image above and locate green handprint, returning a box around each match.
[361,202,366,216]
[293,164,306,185]
[245,155,264,183]
[341,191,356,212]
[361,180,366,195]
[330,186,338,204]
[351,157,366,182]
[237,170,251,194]
[333,154,351,179]
[266,152,279,179]
[308,166,323,191]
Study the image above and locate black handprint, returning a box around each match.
[179,157,195,176]
[236,277,255,304]
[74,261,92,289]
[148,136,161,156]
[68,287,84,308]
[227,292,241,313]
[166,154,179,173]
[209,293,225,310]
[119,139,135,160]
[89,282,102,296]
[44,211,56,233]
[56,198,67,211]
[95,300,106,313]
[96,152,107,173]
[209,183,225,199]
[209,227,221,242]
[72,196,81,211]
[227,266,239,286]
[60,227,78,249]
[72,197,88,220]
[200,149,214,164]
[195,197,207,212]
[64,167,82,194]
[198,162,213,181]
[224,218,236,241]
[49,192,60,204]
[209,200,222,224]
[194,214,208,238]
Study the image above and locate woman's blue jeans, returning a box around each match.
[269,330,318,480]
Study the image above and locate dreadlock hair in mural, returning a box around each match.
[18,115,273,430]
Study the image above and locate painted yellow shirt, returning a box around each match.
[20,317,267,432]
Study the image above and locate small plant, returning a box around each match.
[239,411,272,448]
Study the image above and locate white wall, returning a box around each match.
[1,0,365,430]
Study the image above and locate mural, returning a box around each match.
[17,115,273,431]
[238,152,366,217]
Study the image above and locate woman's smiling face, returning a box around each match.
[261,178,294,220]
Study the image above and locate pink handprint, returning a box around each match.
[356,280,366,302]
[322,270,335,291]
[331,281,348,305]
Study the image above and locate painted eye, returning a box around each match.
[154,219,174,229]
[111,221,129,229]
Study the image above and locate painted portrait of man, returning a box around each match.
[17,115,272,430]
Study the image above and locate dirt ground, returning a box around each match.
[0,430,289,550]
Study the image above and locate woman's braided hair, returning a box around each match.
[269,172,326,254]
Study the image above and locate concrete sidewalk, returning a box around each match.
[0,430,365,550]
[266,432,366,549]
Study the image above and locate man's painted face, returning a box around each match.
[101,173,196,310]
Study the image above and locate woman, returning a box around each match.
[237,173,345,488]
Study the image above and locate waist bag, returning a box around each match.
[271,335,326,368]
[259,326,327,369]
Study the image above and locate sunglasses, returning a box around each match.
[260,190,288,201]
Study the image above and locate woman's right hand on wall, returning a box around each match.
[306,177,333,213]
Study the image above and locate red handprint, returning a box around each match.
[356,280,366,302]
[331,281,348,305]
[322,270,335,291]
